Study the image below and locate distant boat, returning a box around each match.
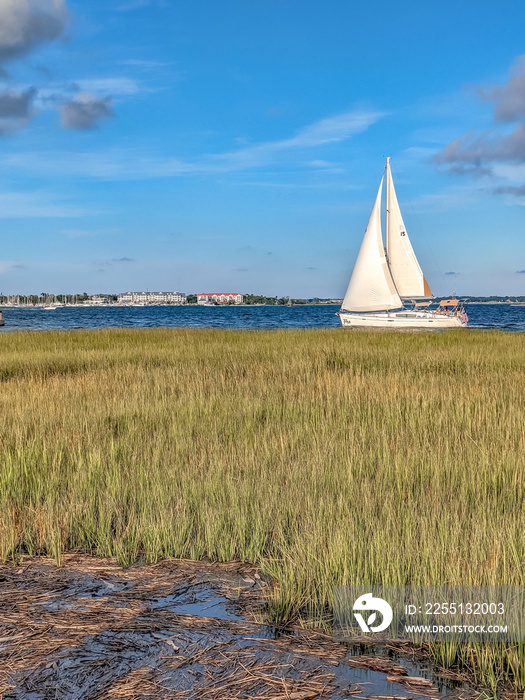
[339,158,467,329]
[43,306,58,310]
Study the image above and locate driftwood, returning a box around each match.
[386,675,434,687]
[347,655,408,675]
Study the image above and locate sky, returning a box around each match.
[0,0,524,297]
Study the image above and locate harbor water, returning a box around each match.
[0,303,524,332]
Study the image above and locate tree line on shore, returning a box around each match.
[2,293,525,306]
[0,293,340,306]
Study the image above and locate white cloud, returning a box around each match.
[434,55,525,197]
[406,185,482,213]
[116,0,167,10]
[492,164,525,183]
[119,59,170,69]
[62,227,118,238]
[0,191,93,217]
[74,78,141,96]
[0,260,22,274]
[0,86,37,135]
[1,150,197,179]
[60,92,113,130]
[212,109,384,170]
[0,0,69,64]
[0,108,382,180]
[282,110,383,148]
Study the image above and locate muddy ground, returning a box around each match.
[0,556,473,699]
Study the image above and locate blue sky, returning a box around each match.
[0,0,524,297]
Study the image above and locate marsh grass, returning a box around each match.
[0,327,524,692]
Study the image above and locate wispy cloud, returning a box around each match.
[73,78,141,96]
[305,159,345,174]
[493,184,525,197]
[119,59,170,69]
[0,260,25,274]
[92,257,135,267]
[34,77,142,107]
[62,227,118,238]
[405,184,482,213]
[2,150,196,179]
[0,191,92,218]
[0,107,384,179]
[212,109,384,170]
[116,0,167,11]
[239,181,355,189]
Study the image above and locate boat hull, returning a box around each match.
[339,310,465,329]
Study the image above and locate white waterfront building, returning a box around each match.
[117,291,186,305]
[197,293,243,305]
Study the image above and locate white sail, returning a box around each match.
[385,158,432,299]
[341,176,402,313]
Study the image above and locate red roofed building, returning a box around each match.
[197,293,243,305]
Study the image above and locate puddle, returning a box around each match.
[148,587,243,621]
[162,594,242,621]
[335,663,423,698]
[343,642,470,694]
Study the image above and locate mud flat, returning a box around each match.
[0,556,473,699]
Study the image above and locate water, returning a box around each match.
[0,303,524,332]
[148,589,243,622]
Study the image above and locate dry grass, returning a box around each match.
[0,555,347,698]
[0,327,524,692]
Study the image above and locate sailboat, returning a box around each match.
[339,158,467,329]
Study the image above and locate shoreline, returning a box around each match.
[1,301,523,309]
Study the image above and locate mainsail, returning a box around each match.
[385,158,432,299]
[341,177,402,313]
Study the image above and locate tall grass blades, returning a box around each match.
[0,327,524,691]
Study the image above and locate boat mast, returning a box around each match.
[384,157,392,264]
[341,174,401,313]
[385,157,432,300]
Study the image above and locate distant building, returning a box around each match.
[86,295,109,305]
[197,293,243,305]
[117,291,186,305]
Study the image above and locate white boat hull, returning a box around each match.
[339,310,466,329]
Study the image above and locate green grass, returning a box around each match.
[0,327,524,693]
